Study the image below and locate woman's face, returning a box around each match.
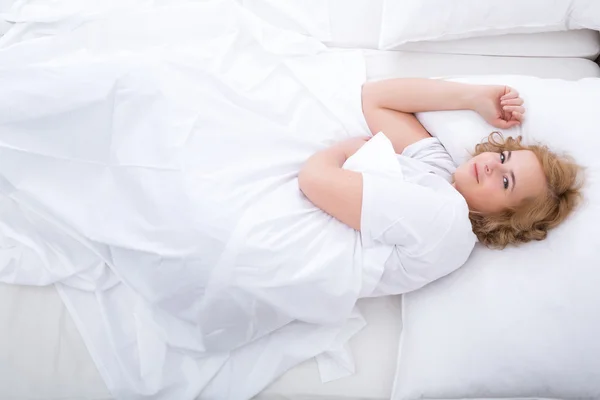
[454,150,546,213]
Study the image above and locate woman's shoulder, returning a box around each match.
[436,187,474,241]
[433,190,476,266]
[402,136,449,160]
[400,136,457,181]
[394,191,476,280]
[406,186,474,255]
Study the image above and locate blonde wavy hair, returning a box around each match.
[469,132,583,249]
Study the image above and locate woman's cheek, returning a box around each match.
[484,180,496,198]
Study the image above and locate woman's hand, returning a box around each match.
[473,85,525,129]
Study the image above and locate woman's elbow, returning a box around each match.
[361,81,377,112]
[298,165,318,198]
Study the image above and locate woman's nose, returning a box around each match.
[485,157,502,175]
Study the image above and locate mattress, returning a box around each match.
[0,284,111,399]
[364,51,600,81]
[327,0,600,60]
[392,30,600,60]
[0,53,599,400]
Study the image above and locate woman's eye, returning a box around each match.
[500,152,505,163]
[503,176,509,189]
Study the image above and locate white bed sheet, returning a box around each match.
[0,0,14,35]
[0,20,10,34]
[256,296,402,400]
[1,52,596,400]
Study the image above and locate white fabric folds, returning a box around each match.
[0,1,384,398]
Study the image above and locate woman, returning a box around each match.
[299,78,582,262]
[0,47,583,397]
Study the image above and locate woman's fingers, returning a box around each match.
[502,105,525,114]
[495,118,519,129]
[511,111,524,122]
[497,115,521,128]
[501,97,524,106]
[500,87,519,100]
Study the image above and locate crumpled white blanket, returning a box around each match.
[0,1,396,398]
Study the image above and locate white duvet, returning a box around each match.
[0,1,392,398]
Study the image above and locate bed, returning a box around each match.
[1,29,598,400]
[0,2,599,399]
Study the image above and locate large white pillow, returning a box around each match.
[392,76,600,399]
[379,0,600,49]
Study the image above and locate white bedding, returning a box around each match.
[3,0,600,59]
[365,50,600,81]
[392,30,600,60]
[326,0,600,59]
[0,0,14,34]
[0,1,599,400]
[258,295,402,400]
[377,0,600,50]
[1,52,597,400]
[0,2,386,399]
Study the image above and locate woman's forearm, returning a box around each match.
[362,78,483,114]
[299,138,367,186]
[298,138,367,230]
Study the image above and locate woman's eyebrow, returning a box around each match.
[511,170,516,192]
[506,151,515,191]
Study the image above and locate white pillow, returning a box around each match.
[392,76,600,399]
[379,0,600,49]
